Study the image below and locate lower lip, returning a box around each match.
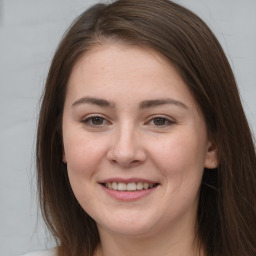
[101,185,158,201]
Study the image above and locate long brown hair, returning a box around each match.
[36,0,256,255]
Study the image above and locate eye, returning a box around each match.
[147,116,175,127]
[82,115,109,127]
[153,118,168,126]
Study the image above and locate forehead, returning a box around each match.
[71,43,175,80]
[66,43,198,110]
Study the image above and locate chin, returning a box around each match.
[95,211,160,237]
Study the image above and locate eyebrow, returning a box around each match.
[72,97,115,108]
[139,98,188,109]
[72,97,188,109]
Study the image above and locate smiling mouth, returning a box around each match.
[102,182,159,191]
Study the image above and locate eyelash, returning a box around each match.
[146,116,175,128]
[81,115,110,127]
[81,115,175,128]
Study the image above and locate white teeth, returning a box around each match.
[105,182,157,191]
[127,182,136,191]
[117,182,126,191]
[143,183,149,189]
[112,182,118,190]
[136,182,143,190]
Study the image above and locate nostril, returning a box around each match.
[131,159,141,165]
[110,159,117,164]
[109,158,142,168]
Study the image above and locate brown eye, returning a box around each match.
[147,116,175,128]
[153,118,168,126]
[82,116,107,127]
[91,117,104,125]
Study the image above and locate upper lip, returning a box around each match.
[100,177,159,184]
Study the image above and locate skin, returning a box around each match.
[62,43,218,256]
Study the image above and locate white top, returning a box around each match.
[21,248,57,256]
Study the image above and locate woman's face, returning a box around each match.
[62,44,217,238]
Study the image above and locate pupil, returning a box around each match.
[154,118,166,126]
[92,117,103,125]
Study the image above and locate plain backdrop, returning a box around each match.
[0,0,255,255]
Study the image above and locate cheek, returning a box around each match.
[149,130,207,181]
[63,131,107,178]
[63,133,107,207]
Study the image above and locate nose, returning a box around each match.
[106,124,146,168]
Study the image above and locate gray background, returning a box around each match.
[0,0,255,255]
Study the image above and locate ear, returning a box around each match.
[204,139,218,169]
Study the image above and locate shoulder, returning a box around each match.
[21,248,57,256]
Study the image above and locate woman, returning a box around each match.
[24,0,256,255]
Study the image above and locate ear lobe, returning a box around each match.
[204,140,218,169]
